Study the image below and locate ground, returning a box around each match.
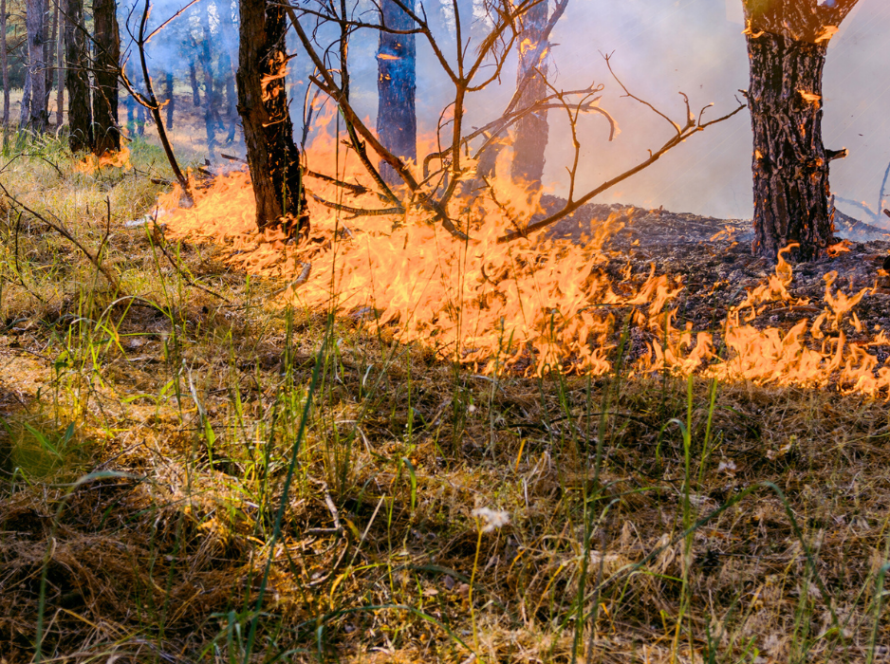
[3,138,890,663]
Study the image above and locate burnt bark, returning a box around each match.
[64,0,91,151]
[747,33,833,261]
[743,0,860,261]
[91,0,120,154]
[236,0,308,234]
[376,0,416,186]
[22,0,48,131]
[511,0,549,187]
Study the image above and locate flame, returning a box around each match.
[74,146,132,174]
[157,127,890,397]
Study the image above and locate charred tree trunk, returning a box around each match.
[22,0,48,131]
[743,0,859,261]
[511,0,549,187]
[376,0,416,186]
[91,0,120,154]
[64,0,91,151]
[1,0,9,125]
[236,0,308,234]
[747,34,833,261]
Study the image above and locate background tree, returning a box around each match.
[92,0,121,153]
[1,0,10,125]
[54,0,63,127]
[510,0,548,187]
[21,0,48,131]
[65,0,91,150]
[743,0,859,261]
[377,0,417,186]
[237,0,308,234]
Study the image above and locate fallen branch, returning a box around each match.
[307,190,402,218]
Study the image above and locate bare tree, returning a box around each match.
[237,0,308,234]
[742,0,859,261]
[289,0,742,244]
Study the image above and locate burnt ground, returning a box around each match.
[544,195,890,338]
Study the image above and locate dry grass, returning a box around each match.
[2,134,890,663]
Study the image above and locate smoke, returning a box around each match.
[124,0,889,223]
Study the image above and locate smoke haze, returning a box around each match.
[134,0,890,224]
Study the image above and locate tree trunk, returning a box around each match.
[376,0,416,186]
[125,57,136,133]
[236,0,308,234]
[54,0,64,127]
[188,50,201,106]
[164,71,174,129]
[743,0,860,261]
[511,0,549,187]
[747,33,834,261]
[64,0,91,151]
[44,0,57,114]
[217,0,239,143]
[198,4,220,157]
[22,0,48,131]
[91,0,120,154]
[1,0,9,125]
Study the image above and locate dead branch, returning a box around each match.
[307,189,402,218]
[497,55,746,243]
[0,184,121,292]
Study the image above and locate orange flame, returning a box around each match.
[74,146,132,174]
[157,130,890,396]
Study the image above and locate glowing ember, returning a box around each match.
[159,132,890,396]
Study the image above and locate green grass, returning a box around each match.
[1,132,890,663]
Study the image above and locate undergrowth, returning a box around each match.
[1,134,890,663]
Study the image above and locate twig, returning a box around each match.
[0,184,121,291]
[497,55,746,243]
[307,189,401,218]
[149,213,230,302]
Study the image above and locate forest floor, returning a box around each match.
[4,137,890,664]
